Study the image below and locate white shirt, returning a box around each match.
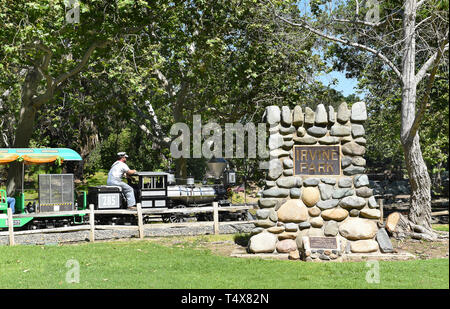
[107,161,130,181]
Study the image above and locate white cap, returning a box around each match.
[117,152,129,158]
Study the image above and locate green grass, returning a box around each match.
[0,240,448,289]
[433,224,449,232]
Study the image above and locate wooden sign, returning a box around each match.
[293,145,340,176]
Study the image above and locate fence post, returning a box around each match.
[89,204,95,242]
[379,199,384,224]
[213,202,219,235]
[137,203,144,239]
[7,208,15,246]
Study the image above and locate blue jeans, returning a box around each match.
[7,197,15,214]
[107,178,136,207]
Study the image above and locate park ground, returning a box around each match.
[0,227,448,289]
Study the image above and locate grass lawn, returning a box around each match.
[0,238,448,289]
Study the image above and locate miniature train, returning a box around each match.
[0,149,248,230]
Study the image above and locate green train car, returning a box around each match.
[0,148,87,230]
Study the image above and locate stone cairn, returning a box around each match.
[248,102,393,261]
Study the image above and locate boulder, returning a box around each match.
[304,107,315,125]
[317,199,339,210]
[330,123,351,136]
[376,228,394,253]
[328,106,335,124]
[350,240,379,253]
[268,133,284,150]
[248,232,277,253]
[356,187,374,198]
[302,187,320,206]
[292,106,303,126]
[310,216,324,228]
[339,218,378,240]
[281,106,292,126]
[351,124,365,138]
[276,239,297,253]
[267,159,283,180]
[308,206,321,217]
[351,101,367,122]
[360,208,381,219]
[307,126,327,137]
[339,196,367,209]
[266,106,281,125]
[315,104,328,125]
[342,142,366,156]
[324,221,339,236]
[319,183,334,200]
[262,187,289,198]
[337,102,350,123]
[354,174,370,188]
[277,199,309,223]
[319,136,340,145]
[321,208,349,221]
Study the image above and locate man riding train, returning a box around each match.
[106,152,137,210]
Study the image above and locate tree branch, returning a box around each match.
[273,11,403,79]
[406,38,449,143]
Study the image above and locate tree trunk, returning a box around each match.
[6,68,41,196]
[402,135,432,230]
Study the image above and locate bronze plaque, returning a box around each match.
[309,237,338,249]
[293,145,340,176]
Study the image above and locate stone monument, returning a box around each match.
[249,102,393,261]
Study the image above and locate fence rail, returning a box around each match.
[3,202,256,245]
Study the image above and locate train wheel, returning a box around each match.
[162,205,186,223]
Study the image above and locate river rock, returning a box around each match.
[337,102,350,123]
[356,187,373,198]
[351,124,365,138]
[376,228,394,253]
[267,159,283,180]
[298,222,311,229]
[308,206,321,217]
[321,178,337,185]
[292,106,303,126]
[255,220,276,228]
[303,178,320,186]
[293,136,317,144]
[279,126,295,135]
[321,208,349,221]
[317,199,339,210]
[277,199,309,223]
[289,188,300,198]
[351,101,367,122]
[267,226,284,234]
[248,232,277,253]
[330,123,351,136]
[269,133,284,150]
[315,104,328,125]
[352,157,366,166]
[256,209,270,220]
[368,196,378,208]
[339,218,378,240]
[302,187,320,206]
[307,126,327,137]
[283,169,293,176]
[332,188,354,199]
[339,196,367,209]
[281,106,292,126]
[285,223,298,232]
[343,165,365,175]
[350,240,378,253]
[258,198,278,208]
[338,177,353,188]
[354,137,367,145]
[324,221,339,236]
[278,232,297,240]
[266,106,280,125]
[269,209,278,222]
[262,187,289,198]
[276,239,297,253]
[360,208,381,219]
[319,136,340,145]
[328,106,335,123]
[342,142,366,156]
[277,176,298,188]
[354,174,370,188]
[270,149,290,158]
[297,126,306,137]
[304,107,315,125]
[319,183,334,200]
[310,216,324,228]
[283,158,293,169]
[341,156,353,168]
[349,209,360,217]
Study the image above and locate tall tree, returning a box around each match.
[272,0,448,239]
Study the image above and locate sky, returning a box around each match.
[317,70,359,97]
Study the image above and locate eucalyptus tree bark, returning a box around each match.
[272,0,448,237]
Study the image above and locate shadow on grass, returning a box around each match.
[234,233,251,247]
